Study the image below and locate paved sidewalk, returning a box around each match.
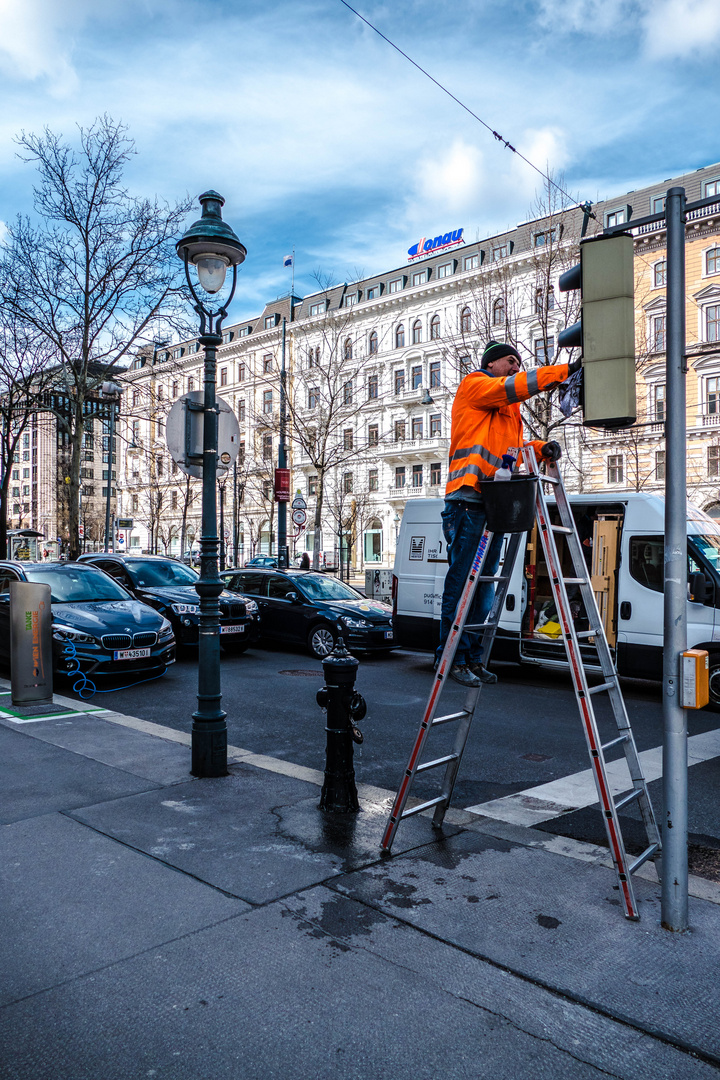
[1,680,720,1079]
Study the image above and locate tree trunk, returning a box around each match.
[313,471,325,570]
[67,398,85,561]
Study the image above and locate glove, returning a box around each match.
[541,440,562,462]
[567,357,582,375]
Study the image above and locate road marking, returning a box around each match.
[464,727,720,826]
[1,709,111,724]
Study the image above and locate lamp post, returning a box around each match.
[101,380,123,553]
[176,191,246,778]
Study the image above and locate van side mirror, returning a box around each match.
[689,571,712,603]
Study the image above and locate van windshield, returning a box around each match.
[690,535,720,576]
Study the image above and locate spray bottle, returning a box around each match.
[494,454,516,481]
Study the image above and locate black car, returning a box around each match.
[220,568,395,658]
[0,561,175,678]
[78,554,260,652]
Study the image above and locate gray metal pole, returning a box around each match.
[104,398,114,553]
[278,316,288,566]
[662,185,688,932]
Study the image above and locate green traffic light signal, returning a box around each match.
[559,233,636,429]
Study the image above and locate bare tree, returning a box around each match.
[0,116,193,558]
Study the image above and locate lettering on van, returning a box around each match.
[409,536,425,561]
[423,591,442,607]
[427,540,448,563]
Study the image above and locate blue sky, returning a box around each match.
[0,0,719,323]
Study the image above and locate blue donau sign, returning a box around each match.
[408,228,464,261]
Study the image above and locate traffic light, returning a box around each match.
[558,233,636,428]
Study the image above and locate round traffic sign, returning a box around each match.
[291,495,307,510]
[292,508,307,526]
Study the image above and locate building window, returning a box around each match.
[368,424,379,446]
[238,364,245,382]
[429,360,440,387]
[606,209,626,227]
[704,179,720,199]
[411,417,423,439]
[607,454,624,484]
[491,244,509,261]
[412,464,423,488]
[345,292,357,307]
[652,196,666,214]
[172,380,180,397]
[222,331,233,344]
[343,472,353,494]
[262,481,272,499]
[430,462,442,485]
[308,475,318,496]
[343,337,353,361]
[708,377,720,415]
[460,307,471,333]
[263,355,273,373]
[534,337,555,363]
[395,466,406,488]
[653,384,665,422]
[238,399,246,422]
[411,270,426,286]
[493,297,505,325]
[132,390,140,407]
[655,451,665,480]
[533,229,556,247]
[188,377,195,392]
[430,413,441,436]
[437,262,453,278]
[412,319,422,345]
[395,324,405,348]
[388,278,403,294]
[707,305,720,343]
[238,441,245,464]
[264,315,276,330]
[263,390,273,413]
[308,347,320,367]
[367,374,378,400]
[22,467,30,478]
[709,447,720,477]
[459,355,472,375]
[343,381,353,405]
[132,495,139,512]
[411,365,422,390]
[309,301,326,316]
[652,315,666,352]
[101,488,116,498]
[367,286,379,300]
[464,253,480,270]
[394,369,405,395]
[343,428,354,450]
[707,248,720,275]
[654,260,667,288]
[132,420,140,442]
[394,419,406,442]
[263,435,272,460]
[22,450,29,461]
[308,386,319,409]
[172,490,178,510]
[220,367,228,386]
[368,469,378,491]
[430,314,440,340]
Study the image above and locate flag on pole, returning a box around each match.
[283,254,293,267]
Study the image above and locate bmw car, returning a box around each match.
[220,568,394,658]
[0,561,175,678]
[78,553,260,652]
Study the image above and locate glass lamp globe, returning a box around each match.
[194,254,230,294]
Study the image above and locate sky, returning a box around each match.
[0,0,719,323]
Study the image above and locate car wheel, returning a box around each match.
[308,624,336,659]
[222,640,250,655]
[708,655,720,710]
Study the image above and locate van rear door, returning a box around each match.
[393,498,445,650]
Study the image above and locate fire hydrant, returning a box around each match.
[317,637,366,813]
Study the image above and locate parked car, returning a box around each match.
[244,555,278,568]
[181,549,201,567]
[220,567,394,658]
[78,554,260,652]
[0,560,175,679]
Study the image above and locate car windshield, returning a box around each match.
[296,574,362,601]
[23,566,129,603]
[125,559,199,587]
[691,535,720,576]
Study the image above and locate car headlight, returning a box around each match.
[158,617,174,640]
[52,624,96,645]
[341,616,371,629]
[171,603,199,615]
[243,598,258,615]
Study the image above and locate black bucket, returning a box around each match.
[479,475,537,532]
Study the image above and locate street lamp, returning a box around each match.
[101,380,123,553]
[176,191,246,778]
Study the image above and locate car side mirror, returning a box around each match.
[286,591,300,604]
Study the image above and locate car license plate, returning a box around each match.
[384,630,394,639]
[113,647,151,660]
[220,624,245,634]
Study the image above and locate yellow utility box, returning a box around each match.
[681,649,709,709]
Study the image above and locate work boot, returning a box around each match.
[468,661,498,684]
[449,664,481,687]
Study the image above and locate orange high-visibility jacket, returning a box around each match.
[445,362,571,497]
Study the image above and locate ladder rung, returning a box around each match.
[628,843,660,875]
[401,796,446,819]
[588,681,614,696]
[551,525,573,534]
[464,621,494,630]
[416,753,458,774]
[614,787,643,812]
[601,734,629,752]
[541,475,559,484]
[431,710,469,727]
[475,575,506,582]
[563,577,588,585]
[576,630,600,640]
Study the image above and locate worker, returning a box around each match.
[436,340,581,686]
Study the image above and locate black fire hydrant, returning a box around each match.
[317,637,366,813]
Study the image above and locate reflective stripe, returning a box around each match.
[505,375,520,403]
[448,461,492,484]
[450,443,504,469]
[527,369,539,394]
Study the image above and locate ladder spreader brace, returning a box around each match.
[380,449,661,921]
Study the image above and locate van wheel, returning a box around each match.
[708,656,720,710]
[308,624,336,659]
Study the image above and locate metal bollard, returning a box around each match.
[317,637,366,812]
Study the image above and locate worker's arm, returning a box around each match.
[464,363,571,409]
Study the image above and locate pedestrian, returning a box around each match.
[299,552,310,569]
[436,340,581,687]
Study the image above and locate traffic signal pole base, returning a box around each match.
[191,717,228,778]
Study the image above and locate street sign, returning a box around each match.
[292,508,307,526]
[165,391,241,480]
[78,525,84,538]
[116,532,125,545]
[117,517,133,529]
[275,468,290,502]
[291,494,307,510]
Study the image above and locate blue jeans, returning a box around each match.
[434,501,504,668]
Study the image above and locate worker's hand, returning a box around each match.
[541,440,562,462]
[567,357,582,375]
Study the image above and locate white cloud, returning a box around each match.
[641,0,720,59]
[0,0,91,95]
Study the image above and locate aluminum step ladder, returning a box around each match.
[381,449,661,921]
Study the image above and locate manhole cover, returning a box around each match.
[521,753,551,762]
[278,669,323,677]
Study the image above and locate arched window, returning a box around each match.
[460,307,472,334]
[492,298,505,326]
[430,314,440,340]
[343,337,353,361]
[369,330,378,355]
[396,324,405,348]
[412,319,422,345]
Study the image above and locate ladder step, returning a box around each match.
[416,753,458,774]
[628,843,660,875]
[562,577,588,585]
[464,621,494,630]
[576,630,600,640]
[588,681,614,696]
[601,734,629,752]
[551,525,573,534]
[431,710,469,727]
[475,575,507,582]
[401,795,446,819]
[541,475,559,484]
[614,787,643,812]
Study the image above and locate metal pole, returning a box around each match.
[233,460,239,568]
[662,185,688,932]
[192,333,227,777]
[104,398,116,553]
[278,316,288,567]
[219,481,226,571]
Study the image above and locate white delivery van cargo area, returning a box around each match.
[392,492,720,707]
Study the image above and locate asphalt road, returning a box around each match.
[60,641,720,851]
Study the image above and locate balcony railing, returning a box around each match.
[388,482,443,500]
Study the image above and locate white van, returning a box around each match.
[392,492,720,705]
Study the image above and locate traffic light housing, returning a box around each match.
[558,233,636,428]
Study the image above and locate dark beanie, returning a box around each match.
[481,340,522,369]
